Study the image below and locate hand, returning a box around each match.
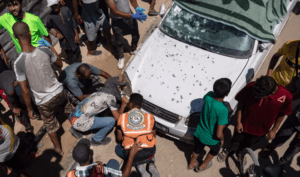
[132,12,147,23]
[74,14,82,23]
[129,141,142,156]
[56,33,64,40]
[95,161,104,166]
[13,107,22,117]
[74,35,79,43]
[28,109,34,119]
[135,7,146,15]
[38,38,51,47]
[60,0,65,6]
[220,140,224,147]
[266,129,276,140]
[236,122,244,133]
[122,96,128,105]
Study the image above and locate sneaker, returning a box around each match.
[136,164,151,177]
[87,50,102,56]
[118,58,125,69]
[148,163,160,177]
[69,127,83,139]
[91,137,111,146]
[130,49,138,55]
[148,9,158,16]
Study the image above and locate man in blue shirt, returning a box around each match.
[59,63,112,106]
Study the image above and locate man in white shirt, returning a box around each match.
[13,21,67,155]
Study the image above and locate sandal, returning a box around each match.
[195,161,212,173]
[217,149,228,163]
[261,147,273,158]
[87,50,102,56]
[187,160,199,170]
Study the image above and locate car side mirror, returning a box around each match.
[258,43,271,52]
[159,4,166,18]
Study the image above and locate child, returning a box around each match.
[46,0,81,62]
[188,78,231,172]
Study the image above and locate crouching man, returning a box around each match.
[116,93,160,177]
[67,138,142,177]
[69,79,127,146]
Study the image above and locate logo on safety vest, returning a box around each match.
[126,111,146,130]
[277,95,286,103]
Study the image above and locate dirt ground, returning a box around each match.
[1,0,300,176]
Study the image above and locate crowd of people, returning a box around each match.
[0,0,300,176]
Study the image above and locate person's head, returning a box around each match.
[213,78,232,98]
[76,64,92,79]
[72,139,91,166]
[6,0,23,17]
[253,76,277,99]
[12,21,31,42]
[128,93,143,109]
[47,0,60,12]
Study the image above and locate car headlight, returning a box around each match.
[185,112,201,127]
[122,72,133,96]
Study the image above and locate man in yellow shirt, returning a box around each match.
[267,40,300,95]
[0,0,58,67]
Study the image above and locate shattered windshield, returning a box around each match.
[160,4,255,58]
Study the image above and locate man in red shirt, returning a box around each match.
[217,76,292,162]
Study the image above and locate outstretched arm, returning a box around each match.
[267,52,282,76]
[122,141,142,177]
[100,70,112,79]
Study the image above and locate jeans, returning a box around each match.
[112,18,140,59]
[115,144,155,166]
[105,159,121,177]
[89,116,115,142]
[269,108,300,164]
[228,131,263,155]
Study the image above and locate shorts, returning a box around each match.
[84,16,111,42]
[37,91,68,134]
[193,136,221,156]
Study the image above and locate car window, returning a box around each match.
[160,4,255,59]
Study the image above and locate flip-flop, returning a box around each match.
[195,161,213,173]
[261,147,272,158]
[187,160,199,170]
[87,51,102,56]
[217,150,228,163]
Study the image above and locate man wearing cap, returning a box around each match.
[67,139,142,177]
[0,0,57,68]
[69,78,128,146]
[46,0,81,62]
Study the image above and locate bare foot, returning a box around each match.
[188,161,198,169]
[54,147,64,156]
[198,164,207,170]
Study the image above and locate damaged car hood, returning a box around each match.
[125,29,249,117]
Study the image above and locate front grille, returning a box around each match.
[142,99,180,124]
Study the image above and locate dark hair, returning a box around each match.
[253,76,277,99]
[12,21,30,40]
[213,78,232,98]
[6,0,22,5]
[129,93,143,108]
[76,64,91,77]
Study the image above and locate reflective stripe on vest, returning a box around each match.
[120,109,156,149]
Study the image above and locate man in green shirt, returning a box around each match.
[187,78,231,172]
[0,0,53,55]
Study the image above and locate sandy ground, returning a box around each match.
[1,0,300,176]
